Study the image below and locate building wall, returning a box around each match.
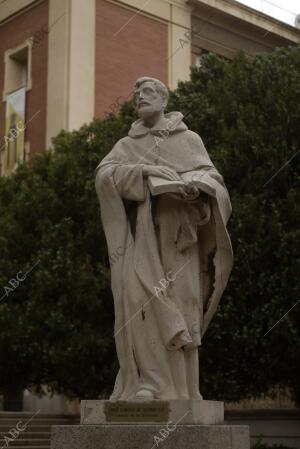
[46,0,95,146]
[0,0,48,157]
[190,0,300,61]
[95,0,168,117]
[0,0,299,160]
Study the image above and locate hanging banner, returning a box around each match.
[1,87,26,176]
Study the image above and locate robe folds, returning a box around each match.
[95,111,233,401]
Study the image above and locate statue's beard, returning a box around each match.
[138,106,163,121]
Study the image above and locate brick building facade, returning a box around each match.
[0,0,299,175]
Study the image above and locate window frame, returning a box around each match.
[2,38,33,101]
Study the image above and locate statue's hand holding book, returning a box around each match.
[148,170,216,198]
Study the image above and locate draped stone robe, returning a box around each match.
[95,112,233,401]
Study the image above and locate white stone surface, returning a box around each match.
[95,77,233,401]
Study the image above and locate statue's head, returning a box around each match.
[133,77,169,121]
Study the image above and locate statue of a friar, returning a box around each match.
[95,77,233,402]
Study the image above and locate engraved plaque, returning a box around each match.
[104,401,169,422]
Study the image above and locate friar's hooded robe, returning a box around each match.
[95,112,233,401]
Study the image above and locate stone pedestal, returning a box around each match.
[51,424,250,449]
[51,400,250,448]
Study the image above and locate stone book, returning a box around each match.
[148,176,184,195]
[148,171,216,196]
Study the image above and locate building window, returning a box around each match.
[1,39,32,176]
[3,39,32,100]
[192,49,209,67]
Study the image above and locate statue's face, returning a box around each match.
[134,81,166,119]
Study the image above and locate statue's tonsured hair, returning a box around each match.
[133,77,169,104]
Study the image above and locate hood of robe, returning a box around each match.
[97,111,214,174]
[128,111,188,137]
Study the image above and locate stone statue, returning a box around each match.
[95,77,233,402]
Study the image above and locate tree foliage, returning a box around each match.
[168,49,300,404]
[0,46,299,402]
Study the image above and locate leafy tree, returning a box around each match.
[0,46,299,403]
[167,49,300,403]
[0,114,135,398]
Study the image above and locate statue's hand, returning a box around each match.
[142,165,181,181]
[178,182,199,200]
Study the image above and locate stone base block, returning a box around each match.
[81,399,224,425]
[51,424,250,449]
